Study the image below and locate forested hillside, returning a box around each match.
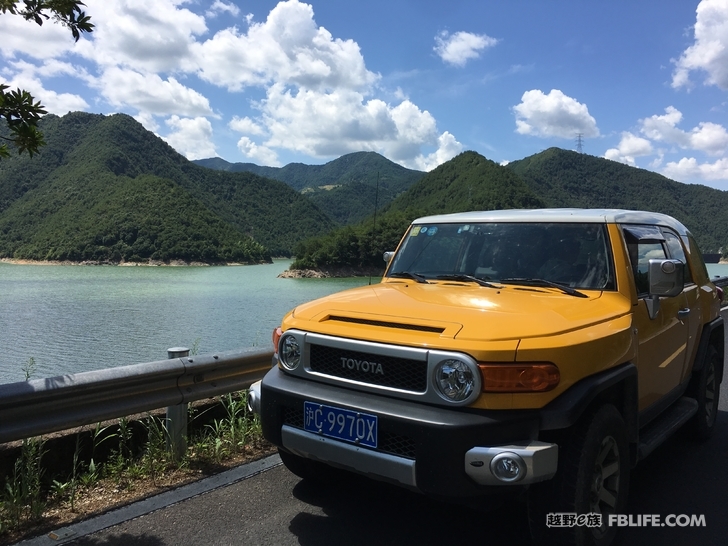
[194,151,425,225]
[290,149,728,273]
[3,112,727,271]
[508,148,728,253]
[291,151,545,272]
[0,112,334,262]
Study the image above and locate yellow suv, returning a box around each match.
[251,209,723,546]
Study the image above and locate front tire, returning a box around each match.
[687,345,721,441]
[527,404,630,546]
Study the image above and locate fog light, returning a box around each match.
[490,452,526,483]
[279,334,301,370]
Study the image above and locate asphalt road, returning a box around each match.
[18,319,728,546]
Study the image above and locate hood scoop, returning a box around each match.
[326,315,445,334]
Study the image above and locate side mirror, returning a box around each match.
[383,251,394,263]
[645,259,684,319]
[648,259,684,298]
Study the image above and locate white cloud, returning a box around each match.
[95,67,214,117]
[162,116,216,160]
[406,131,464,171]
[662,157,728,182]
[229,116,266,135]
[0,11,76,59]
[513,89,599,138]
[260,85,395,157]
[207,1,241,18]
[688,122,728,155]
[80,0,207,74]
[254,83,459,169]
[237,136,280,166]
[3,60,90,113]
[639,106,728,155]
[639,106,687,144]
[192,0,378,92]
[672,0,728,90]
[434,31,498,67]
[604,132,653,165]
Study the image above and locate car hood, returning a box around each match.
[284,280,631,344]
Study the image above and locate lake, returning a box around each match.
[0,261,369,385]
[2,261,727,386]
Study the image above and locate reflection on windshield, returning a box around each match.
[386,222,615,290]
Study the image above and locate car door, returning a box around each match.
[622,225,690,412]
[662,229,702,382]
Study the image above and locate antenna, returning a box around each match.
[369,171,380,286]
[575,133,584,154]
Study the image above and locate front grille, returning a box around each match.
[282,405,417,459]
[309,343,427,392]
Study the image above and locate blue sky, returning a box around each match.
[2,0,728,188]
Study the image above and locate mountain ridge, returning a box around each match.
[2,112,727,269]
[193,151,425,225]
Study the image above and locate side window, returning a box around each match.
[631,242,667,296]
[663,230,693,285]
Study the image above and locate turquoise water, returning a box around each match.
[707,262,728,278]
[0,261,369,384]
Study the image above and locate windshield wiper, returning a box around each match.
[498,278,589,298]
[435,274,499,288]
[388,271,430,284]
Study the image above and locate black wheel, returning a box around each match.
[278,448,335,482]
[527,404,630,546]
[687,345,721,441]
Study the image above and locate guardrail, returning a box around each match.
[0,348,273,446]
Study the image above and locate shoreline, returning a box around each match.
[278,266,385,278]
[0,258,271,267]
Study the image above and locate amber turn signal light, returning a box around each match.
[478,363,560,392]
[272,326,283,353]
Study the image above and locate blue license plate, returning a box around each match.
[303,402,378,448]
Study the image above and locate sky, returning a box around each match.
[1,0,728,189]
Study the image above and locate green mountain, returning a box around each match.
[194,152,425,225]
[291,151,545,271]
[4,115,727,271]
[507,147,728,253]
[0,112,334,263]
[290,148,728,272]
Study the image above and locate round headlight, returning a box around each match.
[279,335,301,370]
[434,359,476,402]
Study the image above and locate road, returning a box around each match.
[18,326,728,546]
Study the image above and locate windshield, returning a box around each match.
[386,222,615,290]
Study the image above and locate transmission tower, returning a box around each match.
[575,133,584,154]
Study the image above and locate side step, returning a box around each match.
[637,397,698,461]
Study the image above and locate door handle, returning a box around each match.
[678,308,690,320]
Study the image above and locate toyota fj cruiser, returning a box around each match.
[250,209,724,545]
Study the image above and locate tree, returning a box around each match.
[0,1,93,159]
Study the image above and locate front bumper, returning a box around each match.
[256,368,558,498]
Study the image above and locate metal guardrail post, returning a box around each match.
[167,347,190,460]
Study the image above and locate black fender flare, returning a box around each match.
[539,362,638,448]
[691,315,724,383]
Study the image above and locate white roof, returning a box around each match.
[413,208,691,236]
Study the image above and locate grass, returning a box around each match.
[0,390,273,544]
